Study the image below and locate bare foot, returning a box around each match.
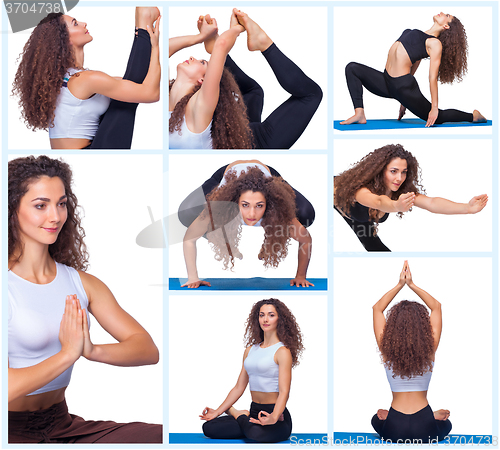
[233,9,272,52]
[473,109,487,123]
[434,409,450,421]
[135,7,160,30]
[228,406,250,419]
[198,14,218,54]
[340,108,367,125]
[377,409,389,420]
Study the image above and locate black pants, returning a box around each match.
[225,43,322,149]
[371,405,452,443]
[202,402,292,443]
[345,62,473,124]
[90,28,152,149]
[334,205,390,252]
[178,165,315,229]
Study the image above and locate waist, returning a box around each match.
[251,391,279,405]
[9,387,67,412]
[391,391,429,414]
[50,138,92,149]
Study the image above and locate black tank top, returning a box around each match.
[397,29,438,64]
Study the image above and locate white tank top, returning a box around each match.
[244,342,284,392]
[8,262,90,396]
[49,69,110,140]
[168,111,213,149]
[385,363,433,392]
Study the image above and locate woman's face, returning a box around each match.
[238,190,266,226]
[259,304,278,333]
[433,12,453,28]
[17,176,68,248]
[177,57,208,85]
[383,158,408,192]
[63,15,93,47]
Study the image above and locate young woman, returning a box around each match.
[340,12,486,126]
[8,155,162,443]
[179,160,314,287]
[12,7,161,149]
[334,144,488,251]
[169,9,322,149]
[372,261,451,442]
[200,298,303,443]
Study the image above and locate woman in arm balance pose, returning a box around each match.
[8,156,162,443]
[341,12,486,126]
[372,261,451,442]
[169,9,322,149]
[333,144,488,251]
[179,160,314,288]
[200,298,303,443]
[13,7,161,149]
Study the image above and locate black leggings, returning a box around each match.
[371,405,452,443]
[345,62,474,124]
[334,206,390,252]
[178,165,315,229]
[225,43,322,149]
[202,402,292,443]
[89,28,152,149]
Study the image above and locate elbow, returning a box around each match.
[213,37,229,54]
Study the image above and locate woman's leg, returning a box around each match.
[90,9,158,149]
[202,415,245,439]
[236,403,292,443]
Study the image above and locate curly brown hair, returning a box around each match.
[9,155,89,271]
[12,13,78,131]
[244,299,304,367]
[437,16,468,84]
[334,144,425,228]
[202,166,297,270]
[169,68,253,149]
[380,300,434,379]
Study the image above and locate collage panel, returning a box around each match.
[334,257,493,442]
[169,294,328,443]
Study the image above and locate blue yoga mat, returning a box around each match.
[334,432,493,445]
[169,277,327,291]
[170,433,328,444]
[334,118,492,131]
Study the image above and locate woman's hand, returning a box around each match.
[200,407,219,421]
[146,15,161,48]
[399,260,413,287]
[197,14,218,43]
[467,194,488,214]
[395,192,415,212]
[398,104,406,120]
[249,411,277,426]
[58,295,85,362]
[181,279,212,289]
[290,277,315,288]
[426,106,439,127]
[80,302,95,361]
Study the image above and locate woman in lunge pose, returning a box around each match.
[179,160,314,288]
[333,144,488,251]
[341,12,486,126]
[13,8,161,149]
[372,261,451,442]
[169,9,322,149]
[200,298,303,443]
[8,155,162,443]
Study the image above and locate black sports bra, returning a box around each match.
[397,29,438,65]
[348,202,389,224]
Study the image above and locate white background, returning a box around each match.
[168,154,328,281]
[169,6,328,150]
[334,257,493,435]
[333,6,493,135]
[333,139,493,252]
[7,6,163,149]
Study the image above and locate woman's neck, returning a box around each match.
[261,331,280,348]
[73,46,85,69]
[425,23,443,37]
[169,79,196,111]
[9,243,56,284]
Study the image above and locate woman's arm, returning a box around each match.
[200,347,250,421]
[426,39,443,127]
[182,214,211,289]
[372,262,407,348]
[404,263,442,351]
[355,187,415,214]
[414,193,488,215]
[288,218,314,287]
[249,347,292,426]
[78,272,159,366]
[169,16,218,57]
[9,297,84,402]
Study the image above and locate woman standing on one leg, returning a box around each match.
[200,299,303,443]
[13,8,161,149]
[340,12,486,126]
[372,261,451,442]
